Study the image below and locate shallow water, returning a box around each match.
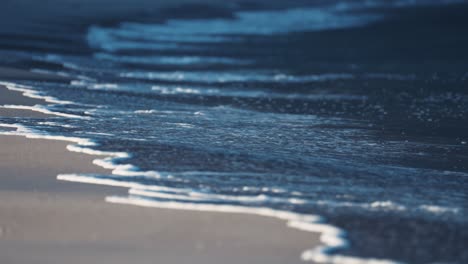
[1,1,468,263]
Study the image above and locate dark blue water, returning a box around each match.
[1,1,468,263]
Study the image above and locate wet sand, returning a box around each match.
[0,85,52,118]
[0,75,321,263]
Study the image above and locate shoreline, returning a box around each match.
[0,76,323,264]
[0,136,318,264]
[1,0,467,262]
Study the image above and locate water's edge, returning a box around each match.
[0,81,400,264]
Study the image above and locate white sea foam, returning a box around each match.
[0,121,401,264]
[0,81,401,264]
[0,105,87,119]
[150,83,367,101]
[70,80,88,86]
[95,52,252,66]
[66,145,127,158]
[84,181,362,263]
[419,205,460,214]
[133,109,189,115]
[85,132,115,136]
[152,85,205,95]
[102,196,401,264]
[89,83,119,90]
[0,123,162,182]
[71,80,119,90]
[0,81,73,105]
[0,81,86,118]
[0,124,19,129]
[0,124,132,177]
[134,110,159,114]
[122,71,354,83]
[91,158,164,178]
[56,171,401,264]
[30,69,72,78]
[172,123,195,128]
[57,174,188,193]
[38,121,76,128]
[312,199,409,213]
[369,201,407,211]
[128,187,306,205]
[0,123,94,146]
[238,185,287,194]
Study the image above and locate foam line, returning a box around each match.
[0,82,401,264]
[0,123,164,181]
[0,124,19,128]
[0,81,73,105]
[66,144,128,158]
[0,123,95,146]
[0,124,142,179]
[1,122,402,264]
[0,81,86,119]
[95,53,253,66]
[57,174,189,193]
[121,71,354,83]
[0,105,87,119]
[38,121,76,128]
[150,84,367,101]
[129,188,307,204]
[0,124,131,177]
[418,205,460,214]
[87,7,380,52]
[105,196,401,264]
[55,173,400,264]
[92,158,167,178]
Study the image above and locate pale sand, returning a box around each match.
[0,85,52,118]
[0,75,321,263]
[0,85,46,106]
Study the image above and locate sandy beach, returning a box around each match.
[0,1,324,262]
[2,0,467,263]
[0,76,321,264]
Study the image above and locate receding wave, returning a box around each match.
[2,1,468,264]
[88,7,381,52]
[121,71,354,83]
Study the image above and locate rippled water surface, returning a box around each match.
[1,1,468,263]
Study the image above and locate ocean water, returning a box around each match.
[1,1,468,263]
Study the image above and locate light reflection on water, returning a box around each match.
[1,1,468,263]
